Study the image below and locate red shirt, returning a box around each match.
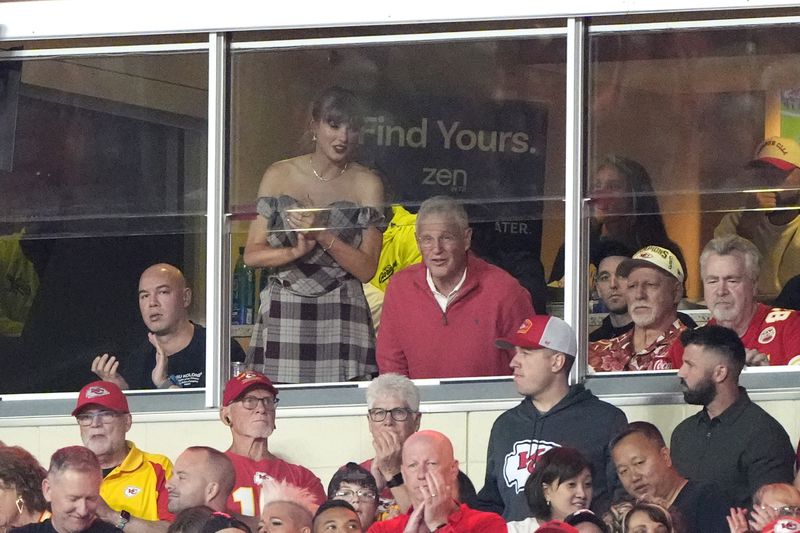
[709,304,800,365]
[589,319,686,371]
[367,503,506,533]
[225,451,326,517]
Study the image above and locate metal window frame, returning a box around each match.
[2,10,800,422]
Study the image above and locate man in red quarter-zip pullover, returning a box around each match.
[376,195,534,379]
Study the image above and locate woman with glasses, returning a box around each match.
[327,463,379,529]
[0,446,49,533]
[244,86,384,384]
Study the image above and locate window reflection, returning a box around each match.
[0,52,209,393]
[229,37,566,383]
[586,23,800,372]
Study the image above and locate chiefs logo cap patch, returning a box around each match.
[758,326,777,345]
[124,486,141,497]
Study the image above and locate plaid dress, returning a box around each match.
[248,195,382,383]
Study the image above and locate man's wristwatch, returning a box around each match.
[116,510,131,530]
[385,472,404,488]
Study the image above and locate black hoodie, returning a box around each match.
[474,384,627,521]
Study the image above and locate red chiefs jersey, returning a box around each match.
[225,451,326,517]
[709,304,800,366]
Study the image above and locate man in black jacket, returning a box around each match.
[474,315,628,521]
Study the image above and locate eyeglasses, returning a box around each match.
[762,505,800,517]
[368,407,416,422]
[334,488,377,502]
[237,396,279,410]
[75,411,119,426]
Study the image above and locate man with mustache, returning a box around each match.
[701,235,800,366]
[671,325,795,508]
[71,381,173,532]
[589,245,688,371]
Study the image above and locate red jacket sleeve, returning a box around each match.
[376,278,410,376]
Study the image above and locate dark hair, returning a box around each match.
[610,421,666,452]
[564,509,609,533]
[591,238,635,267]
[524,447,592,521]
[168,506,214,533]
[0,446,48,514]
[311,87,362,130]
[313,500,359,527]
[623,501,676,532]
[679,325,746,376]
[326,462,378,502]
[591,156,687,277]
[49,446,100,476]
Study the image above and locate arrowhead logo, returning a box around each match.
[503,440,560,493]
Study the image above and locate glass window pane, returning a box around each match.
[586,23,800,372]
[0,51,209,393]
[229,34,567,384]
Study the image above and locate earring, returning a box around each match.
[16,495,23,514]
[546,499,550,507]
[312,133,317,142]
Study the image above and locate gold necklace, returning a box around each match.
[310,156,348,182]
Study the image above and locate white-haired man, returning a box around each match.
[589,245,688,371]
[701,234,800,366]
[220,371,325,517]
[377,195,534,378]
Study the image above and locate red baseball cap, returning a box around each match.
[72,380,130,416]
[495,315,577,357]
[223,370,279,407]
[535,520,579,533]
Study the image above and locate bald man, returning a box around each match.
[91,263,245,389]
[368,430,505,532]
[166,447,236,514]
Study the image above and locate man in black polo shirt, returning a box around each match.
[671,325,795,508]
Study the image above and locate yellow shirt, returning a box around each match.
[100,441,173,521]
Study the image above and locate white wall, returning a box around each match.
[2,397,798,490]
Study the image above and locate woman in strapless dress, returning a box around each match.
[244,87,384,383]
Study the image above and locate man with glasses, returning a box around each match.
[376,195,534,378]
[72,380,173,529]
[220,370,325,518]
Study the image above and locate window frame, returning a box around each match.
[1,8,799,421]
